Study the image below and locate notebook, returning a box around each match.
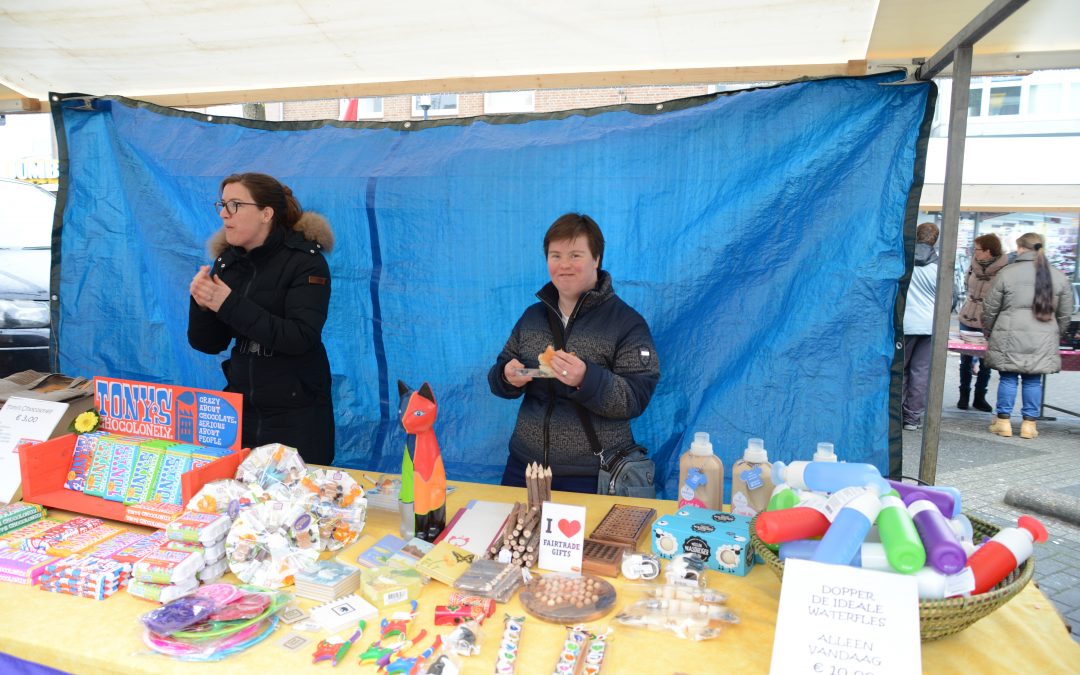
[310,594,378,633]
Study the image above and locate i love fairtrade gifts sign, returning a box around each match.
[538,502,586,574]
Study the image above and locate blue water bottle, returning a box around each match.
[811,485,883,566]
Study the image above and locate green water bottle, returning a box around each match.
[877,489,925,573]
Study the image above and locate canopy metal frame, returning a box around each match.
[914,0,1032,485]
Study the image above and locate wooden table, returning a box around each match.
[1,474,1077,674]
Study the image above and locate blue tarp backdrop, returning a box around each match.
[51,72,934,498]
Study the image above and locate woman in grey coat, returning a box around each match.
[982,232,1074,439]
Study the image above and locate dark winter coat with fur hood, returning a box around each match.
[188,212,336,465]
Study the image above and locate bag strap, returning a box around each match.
[545,308,606,463]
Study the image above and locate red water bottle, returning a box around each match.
[967,515,1048,595]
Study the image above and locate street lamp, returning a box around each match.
[419,94,432,121]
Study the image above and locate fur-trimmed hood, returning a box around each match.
[207,211,334,258]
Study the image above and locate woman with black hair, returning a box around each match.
[188,172,336,464]
[982,232,1074,439]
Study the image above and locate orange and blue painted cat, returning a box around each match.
[398,381,446,542]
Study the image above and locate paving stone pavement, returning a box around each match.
[903,348,1080,645]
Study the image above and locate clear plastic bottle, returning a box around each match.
[677,432,723,510]
[730,438,774,517]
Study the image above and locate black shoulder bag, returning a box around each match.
[546,310,655,498]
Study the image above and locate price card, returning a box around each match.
[0,397,70,503]
[770,558,920,675]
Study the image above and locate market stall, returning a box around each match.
[1,474,1077,674]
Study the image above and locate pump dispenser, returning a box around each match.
[813,443,837,462]
[967,515,1048,594]
[730,438,774,517]
[677,432,723,510]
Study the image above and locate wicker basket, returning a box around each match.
[750,513,1035,641]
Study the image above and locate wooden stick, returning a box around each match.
[544,466,553,501]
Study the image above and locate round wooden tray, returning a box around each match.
[519,574,618,624]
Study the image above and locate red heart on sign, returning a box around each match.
[558,519,581,538]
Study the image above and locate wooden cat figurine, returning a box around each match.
[398,380,446,542]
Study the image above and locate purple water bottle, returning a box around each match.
[907,496,967,574]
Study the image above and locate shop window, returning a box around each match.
[1027,84,1061,115]
[340,98,383,120]
[483,91,535,114]
[988,86,1021,116]
[412,94,459,117]
[967,89,982,117]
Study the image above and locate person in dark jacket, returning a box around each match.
[983,232,1074,439]
[188,172,336,465]
[488,213,660,494]
[956,233,1007,411]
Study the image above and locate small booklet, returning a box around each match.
[310,593,378,633]
[389,537,435,568]
[356,534,407,568]
[415,541,477,586]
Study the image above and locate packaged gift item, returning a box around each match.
[151,445,194,505]
[64,431,106,492]
[652,507,755,576]
[235,443,306,489]
[39,554,131,600]
[0,549,59,585]
[359,565,424,609]
[125,501,185,529]
[187,479,253,515]
[82,435,119,497]
[82,531,151,561]
[452,558,522,603]
[197,558,230,583]
[128,576,198,604]
[226,500,321,588]
[0,502,47,535]
[45,523,122,557]
[299,469,367,551]
[1,519,61,549]
[132,548,205,584]
[166,511,231,545]
[164,538,226,565]
[189,444,233,471]
[103,436,144,503]
[122,440,173,505]
[112,530,169,564]
[294,559,363,602]
[21,516,103,553]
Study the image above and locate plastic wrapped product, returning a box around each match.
[235,444,307,489]
[299,469,367,551]
[225,500,321,588]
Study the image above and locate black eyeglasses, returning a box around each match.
[214,200,261,215]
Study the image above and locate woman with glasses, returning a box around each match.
[983,232,1074,439]
[955,233,1006,411]
[188,172,336,465]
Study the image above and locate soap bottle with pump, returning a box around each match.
[677,432,723,510]
[730,438,774,517]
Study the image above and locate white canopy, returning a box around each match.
[2,0,1079,108]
